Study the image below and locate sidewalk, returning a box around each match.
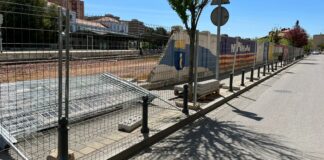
[131,56,324,160]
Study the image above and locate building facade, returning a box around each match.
[48,0,84,19]
[313,34,324,50]
[128,19,145,36]
[92,14,128,34]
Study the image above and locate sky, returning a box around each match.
[84,0,324,38]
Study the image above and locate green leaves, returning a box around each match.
[167,0,209,31]
[168,0,190,29]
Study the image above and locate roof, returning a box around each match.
[94,17,120,23]
[76,19,106,28]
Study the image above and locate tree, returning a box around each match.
[168,0,209,99]
[303,39,313,53]
[0,0,58,49]
[269,29,281,44]
[319,44,324,51]
[284,21,308,48]
[155,27,168,36]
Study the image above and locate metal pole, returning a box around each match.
[232,37,239,74]
[193,30,199,107]
[258,66,260,78]
[57,7,69,160]
[182,85,189,115]
[141,96,149,134]
[253,42,257,68]
[263,64,266,76]
[58,8,63,124]
[65,4,70,120]
[229,73,233,92]
[271,62,274,72]
[58,3,71,159]
[241,70,245,86]
[250,67,254,82]
[215,0,222,80]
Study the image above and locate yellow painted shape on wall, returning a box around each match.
[268,44,274,61]
[175,40,186,49]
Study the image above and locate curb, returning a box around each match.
[109,59,302,160]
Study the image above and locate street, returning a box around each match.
[132,55,324,160]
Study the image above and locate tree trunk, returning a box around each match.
[188,31,196,101]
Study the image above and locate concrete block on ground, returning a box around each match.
[118,115,142,133]
[174,79,220,98]
[175,101,201,111]
[47,149,75,160]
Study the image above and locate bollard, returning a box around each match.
[229,73,234,92]
[182,85,189,115]
[141,96,149,134]
[58,117,69,160]
[241,70,245,86]
[271,63,274,72]
[250,67,254,82]
[275,62,278,70]
[268,64,270,73]
[258,66,260,78]
[263,64,266,76]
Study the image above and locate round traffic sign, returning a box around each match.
[210,6,229,27]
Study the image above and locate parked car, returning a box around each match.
[311,51,320,55]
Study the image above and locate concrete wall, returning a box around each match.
[146,28,304,88]
[147,28,257,85]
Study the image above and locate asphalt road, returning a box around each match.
[132,55,324,160]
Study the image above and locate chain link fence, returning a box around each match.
[0,1,304,160]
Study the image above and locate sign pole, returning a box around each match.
[232,37,239,74]
[253,42,257,68]
[215,0,222,80]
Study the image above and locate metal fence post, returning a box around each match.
[229,73,233,92]
[268,64,270,73]
[182,85,189,115]
[250,67,254,82]
[263,64,266,76]
[241,70,245,86]
[58,5,70,159]
[57,7,69,160]
[257,66,260,78]
[58,117,69,160]
[141,96,149,134]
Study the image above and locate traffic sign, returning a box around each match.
[211,0,230,5]
[210,6,229,27]
[0,14,3,25]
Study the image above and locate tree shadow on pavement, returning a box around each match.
[226,103,263,121]
[134,117,321,160]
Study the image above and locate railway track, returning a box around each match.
[0,54,161,65]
